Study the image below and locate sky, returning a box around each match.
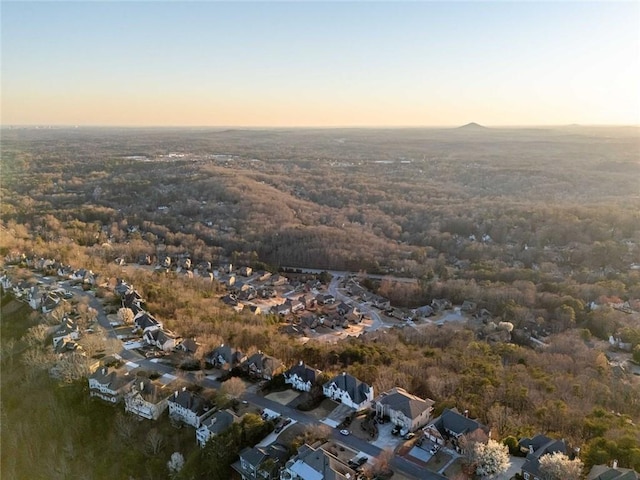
[1,1,639,127]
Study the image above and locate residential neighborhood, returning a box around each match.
[1,254,638,480]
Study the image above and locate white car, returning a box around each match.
[340,429,350,436]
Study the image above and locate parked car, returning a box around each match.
[340,429,350,436]
[404,432,415,440]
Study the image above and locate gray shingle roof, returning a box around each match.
[324,373,371,405]
[377,387,434,419]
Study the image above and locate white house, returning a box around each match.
[143,329,177,352]
[52,318,80,349]
[133,312,162,333]
[323,372,373,410]
[195,409,239,448]
[284,361,319,392]
[167,388,214,428]
[124,379,171,420]
[374,387,434,432]
[280,444,356,480]
[88,367,134,404]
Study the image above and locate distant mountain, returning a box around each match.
[457,122,488,130]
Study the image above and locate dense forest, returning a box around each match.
[1,126,639,477]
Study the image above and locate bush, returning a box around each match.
[503,435,520,455]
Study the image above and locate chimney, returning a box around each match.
[612,459,618,469]
[182,386,187,392]
[299,360,303,366]
[342,372,346,376]
[529,445,534,454]
[175,391,178,398]
[464,409,469,418]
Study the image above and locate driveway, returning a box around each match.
[495,456,525,480]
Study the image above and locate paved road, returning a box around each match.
[327,277,387,332]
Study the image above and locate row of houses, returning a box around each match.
[88,365,233,448]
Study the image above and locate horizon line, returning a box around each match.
[2,123,639,129]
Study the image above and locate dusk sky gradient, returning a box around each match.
[2,1,639,127]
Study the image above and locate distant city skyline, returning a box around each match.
[2,1,639,127]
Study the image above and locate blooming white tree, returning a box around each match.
[539,451,583,480]
[473,439,511,479]
[167,452,185,477]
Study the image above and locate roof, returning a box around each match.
[90,367,133,391]
[239,446,269,468]
[436,408,488,436]
[169,389,212,416]
[519,434,567,478]
[285,362,318,384]
[243,352,282,373]
[588,465,639,480]
[200,410,237,435]
[134,312,159,329]
[376,387,434,420]
[324,373,371,405]
[179,338,199,353]
[288,444,356,480]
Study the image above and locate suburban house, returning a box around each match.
[206,344,246,370]
[176,337,200,354]
[195,409,239,448]
[371,294,391,310]
[280,443,356,480]
[519,434,567,480]
[241,352,284,380]
[323,372,374,410]
[233,444,290,480]
[133,312,161,333]
[270,275,288,286]
[315,293,335,305]
[336,302,351,316]
[41,293,60,313]
[299,294,317,309]
[587,463,639,480]
[88,366,134,404]
[274,303,291,317]
[374,387,434,432]
[423,408,489,452]
[284,361,320,392]
[167,388,214,428]
[124,378,172,420]
[414,305,435,319]
[143,329,178,352]
[256,271,272,282]
[122,288,144,310]
[431,298,453,312]
[52,317,80,349]
[288,298,305,314]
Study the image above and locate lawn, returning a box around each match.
[426,449,453,472]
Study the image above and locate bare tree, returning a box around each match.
[114,412,136,444]
[365,448,394,478]
[23,324,49,346]
[118,307,135,325]
[144,428,165,456]
[220,377,247,399]
[303,423,332,443]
